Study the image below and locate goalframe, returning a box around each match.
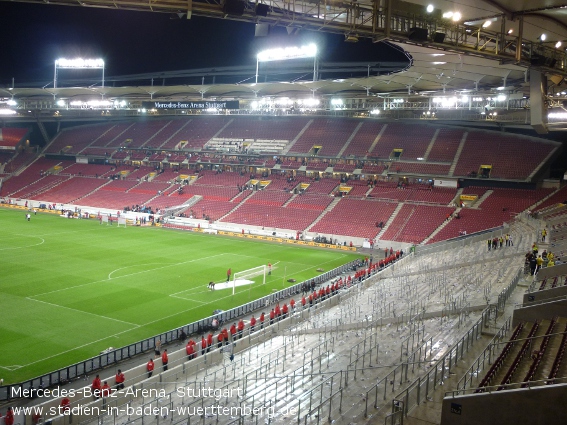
[232,265,267,295]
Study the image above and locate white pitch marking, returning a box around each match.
[0,235,45,251]
[32,253,229,297]
[26,297,140,327]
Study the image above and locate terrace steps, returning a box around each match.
[217,191,256,221]
[337,122,363,158]
[304,197,341,231]
[377,202,404,240]
[422,128,440,161]
[283,119,313,154]
[448,132,468,176]
[72,179,114,203]
[422,207,461,244]
[157,119,193,149]
[367,123,388,154]
[474,190,494,209]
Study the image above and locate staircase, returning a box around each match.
[73,179,114,203]
[474,190,494,209]
[217,191,256,221]
[143,183,178,206]
[422,128,440,160]
[158,120,192,149]
[527,145,559,182]
[140,120,173,149]
[283,120,313,154]
[376,202,404,239]
[367,123,389,154]
[448,132,468,176]
[304,197,341,231]
[423,207,461,244]
[282,193,298,207]
[337,122,363,158]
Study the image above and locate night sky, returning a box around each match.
[0,2,407,85]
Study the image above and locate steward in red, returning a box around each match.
[187,342,195,360]
[161,350,169,371]
[146,359,154,378]
[91,375,102,399]
[115,369,125,390]
[237,320,245,339]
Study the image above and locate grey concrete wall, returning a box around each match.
[512,299,567,327]
[522,285,567,305]
[441,383,567,425]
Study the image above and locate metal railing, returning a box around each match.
[387,307,492,418]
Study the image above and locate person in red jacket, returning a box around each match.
[3,408,14,425]
[217,331,224,348]
[237,319,245,339]
[259,312,265,329]
[147,359,154,378]
[290,298,296,312]
[222,328,229,345]
[301,296,306,308]
[115,369,125,390]
[161,349,169,371]
[101,381,111,398]
[269,309,275,325]
[250,315,256,333]
[60,397,71,413]
[200,336,206,356]
[206,333,212,352]
[275,303,281,320]
[91,374,102,399]
[282,303,288,318]
[187,341,195,360]
[230,323,237,340]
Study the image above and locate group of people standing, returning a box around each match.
[487,234,513,250]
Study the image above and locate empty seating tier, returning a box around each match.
[310,199,398,238]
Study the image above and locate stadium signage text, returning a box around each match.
[142,101,239,110]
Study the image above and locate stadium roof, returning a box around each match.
[0,43,533,101]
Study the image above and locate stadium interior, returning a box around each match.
[2,0,567,423]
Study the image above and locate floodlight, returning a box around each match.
[482,20,491,28]
[7,99,17,106]
[56,99,65,107]
[0,109,17,115]
[54,57,105,88]
[497,94,507,101]
[452,12,461,22]
[257,44,317,62]
[426,4,434,13]
[540,34,547,41]
[55,58,104,68]
[507,29,513,34]
[556,41,562,49]
[255,43,318,84]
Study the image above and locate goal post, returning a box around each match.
[116,217,127,228]
[232,265,267,295]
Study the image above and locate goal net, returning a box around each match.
[231,265,267,295]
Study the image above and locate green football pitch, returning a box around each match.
[0,207,360,384]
